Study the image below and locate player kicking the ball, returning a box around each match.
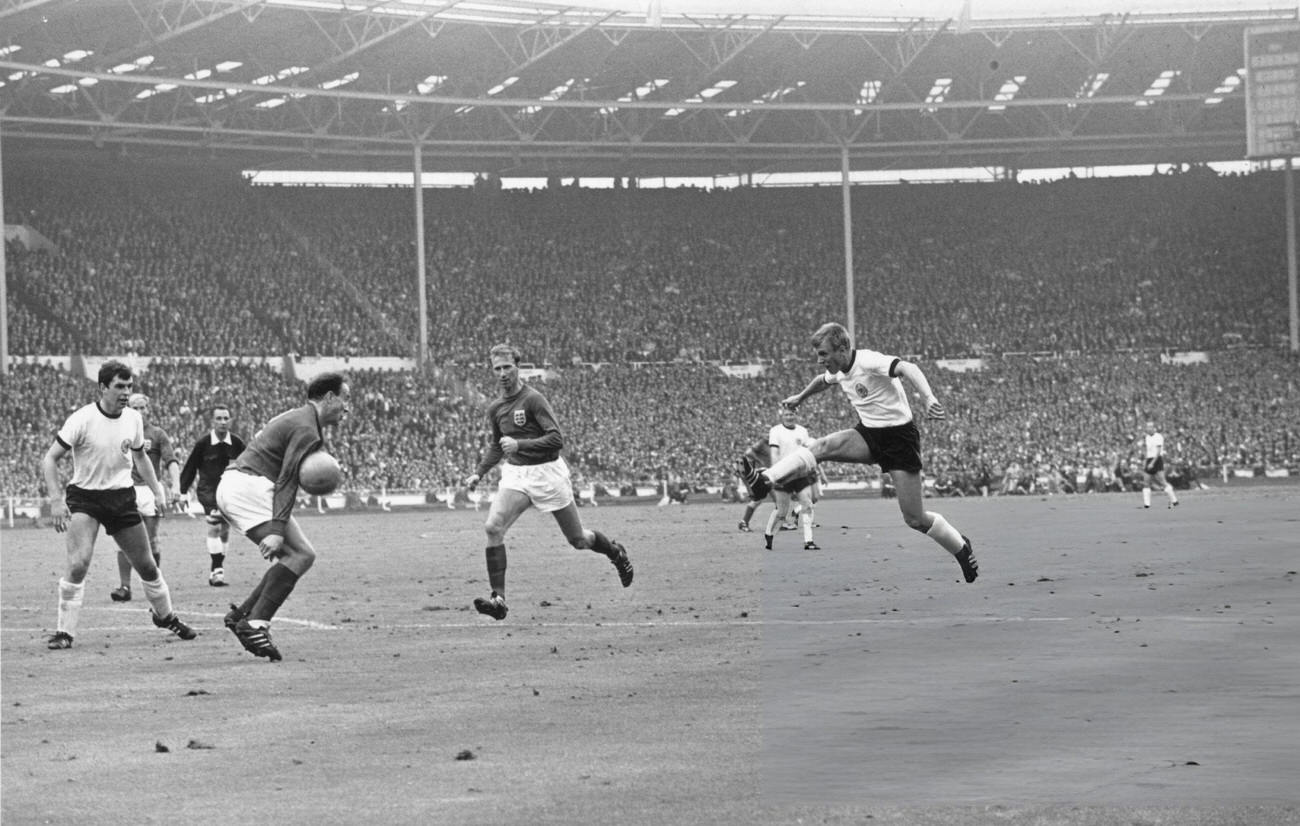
[464,344,633,621]
[739,322,978,583]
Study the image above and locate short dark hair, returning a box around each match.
[307,372,346,400]
[98,360,133,388]
[211,402,232,417]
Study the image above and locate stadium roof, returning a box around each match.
[0,0,1296,178]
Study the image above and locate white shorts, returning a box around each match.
[774,486,814,514]
[498,458,575,513]
[215,469,277,535]
[134,484,158,518]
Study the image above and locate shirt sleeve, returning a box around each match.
[269,423,323,533]
[158,431,178,467]
[179,439,201,493]
[474,406,505,478]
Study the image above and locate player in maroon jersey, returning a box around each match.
[216,372,350,660]
[464,344,633,621]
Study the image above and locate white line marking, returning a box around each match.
[0,609,1254,634]
[0,606,338,630]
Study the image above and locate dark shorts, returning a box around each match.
[65,484,142,536]
[854,421,924,474]
[1144,456,1165,475]
[197,489,227,525]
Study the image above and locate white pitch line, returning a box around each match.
[0,605,338,630]
[0,610,1256,634]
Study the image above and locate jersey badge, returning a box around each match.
[513,409,527,427]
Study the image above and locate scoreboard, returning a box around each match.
[1246,24,1300,159]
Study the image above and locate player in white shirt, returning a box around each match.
[761,406,821,550]
[1139,421,1179,509]
[40,361,197,650]
[739,322,978,583]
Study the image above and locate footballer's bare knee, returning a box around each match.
[484,521,509,545]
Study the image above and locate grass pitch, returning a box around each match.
[3,485,1298,825]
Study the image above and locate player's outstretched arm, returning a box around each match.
[895,360,946,419]
[783,375,833,409]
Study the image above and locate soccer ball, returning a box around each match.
[299,450,342,496]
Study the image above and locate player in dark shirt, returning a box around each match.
[737,438,772,532]
[463,344,633,621]
[179,403,246,586]
[215,373,349,661]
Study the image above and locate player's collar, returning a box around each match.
[210,431,232,445]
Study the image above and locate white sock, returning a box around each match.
[801,509,813,542]
[764,508,781,536]
[765,446,817,484]
[141,575,174,619]
[57,578,85,637]
[206,536,223,557]
[1142,488,1152,507]
[1166,485,1178,504]
[925,513,965,555]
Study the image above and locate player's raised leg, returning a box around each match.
[554,504,633,588]
[742,429,871,500]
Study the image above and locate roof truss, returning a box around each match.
[0,0,1293,176]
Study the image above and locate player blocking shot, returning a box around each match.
[463,343,634,621]
[739,322,979,583]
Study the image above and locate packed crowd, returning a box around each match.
[4,157,1296,502]
[3,348,1296,501]
[3,157,1291,362]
